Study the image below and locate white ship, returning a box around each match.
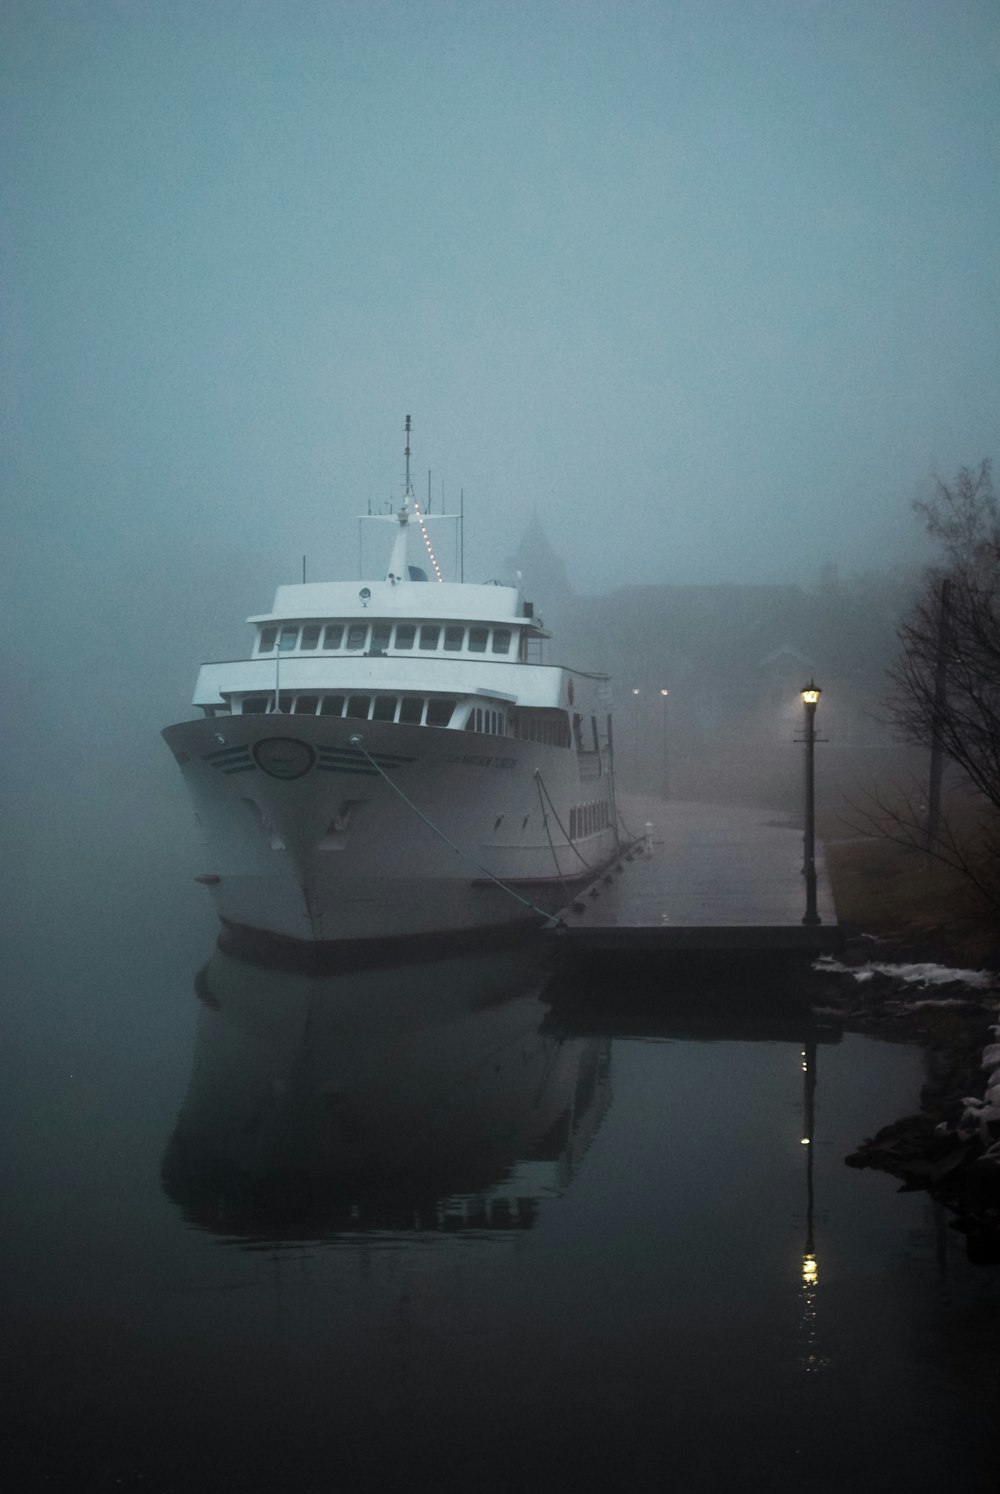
[163,421,622,950]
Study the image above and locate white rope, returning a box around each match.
[348,735,556,920]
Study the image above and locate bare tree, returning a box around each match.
[912,460,998,572]
[878,461,1000,908]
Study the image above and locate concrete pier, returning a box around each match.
[549,799,842,956]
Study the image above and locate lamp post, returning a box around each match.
[659,689,670,800]
[800,681,821,926]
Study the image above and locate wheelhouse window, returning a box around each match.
[513,709,571,747]
[468,627,488,653]
[419,625,440,650]
[320,695,345,716]
[371,624,391,653]
[323,624,344,650]
[272,692,295,713]
[346,694,371,719]
[294,695,319,714]
[444,626,464,652]
[346,624,367,651]
[258,627,277,653]
[278,627,298,652]
[301,625,320,651]
[399,697,423,724]
[395,624,416,649]
[372,696,397,721]
[243,694,269,714]
[426,698,457,727]
[492,628,512,655]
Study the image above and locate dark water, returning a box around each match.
[3,848,999,1493]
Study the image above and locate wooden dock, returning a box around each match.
[549,799,842,958]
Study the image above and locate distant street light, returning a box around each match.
[659,689,670,800]
[800,681,822,926]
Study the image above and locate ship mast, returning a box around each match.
[385,414,413,583]
[385,414,445,584]
[404,413,412,496]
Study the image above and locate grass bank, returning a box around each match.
[824,833,999,967]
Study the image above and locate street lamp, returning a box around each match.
[659,689,670,801]
[800,681,821,926]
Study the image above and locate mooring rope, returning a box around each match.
[606,763,631,847]
[610,770,641,843]
[534,770,595,873]
[347,735,555,920]
[533,771,578,905]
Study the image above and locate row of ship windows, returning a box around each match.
[257,622,514,656]
[235,694,553,741]
[241,693,464,727]
[239,694,513,733]
[568,800,612,840]
[219,694,592,746]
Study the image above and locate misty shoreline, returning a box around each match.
[810,940,1000,1263]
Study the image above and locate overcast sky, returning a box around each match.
[5,0,999,615]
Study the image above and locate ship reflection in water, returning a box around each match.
[162,937,610,1242]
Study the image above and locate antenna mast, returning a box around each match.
[404,414,412,497]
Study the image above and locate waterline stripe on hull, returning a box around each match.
[317,746,415,762]
[200,743,416,776]
[204,745,254,763]
[315,762,380,776]
[316,749,415,771]
[205,746,255,774]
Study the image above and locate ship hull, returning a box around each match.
[163,715,620,947]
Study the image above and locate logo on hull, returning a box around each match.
[252,737,315,780]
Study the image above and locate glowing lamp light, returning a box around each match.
[659,688,669,697]
[801,680,821,706]
[632,687,641,696]
[800,1137,811,1146]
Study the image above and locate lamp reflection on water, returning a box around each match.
[797,1038,829,1373]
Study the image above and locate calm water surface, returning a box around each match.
[3,857,999,1493]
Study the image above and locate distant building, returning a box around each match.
[504,519,903,800]
[505,512,574,613]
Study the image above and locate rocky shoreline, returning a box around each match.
[810,937,1000,1263]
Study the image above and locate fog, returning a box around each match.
[4,1,998,876]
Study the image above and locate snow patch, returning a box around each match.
[814,957,998,991]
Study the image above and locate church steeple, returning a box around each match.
[506,511,573,605]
